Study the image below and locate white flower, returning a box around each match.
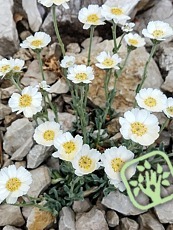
[101,146,136,192]
[124,33,146,47]
[72,144,101,176]
[33,121,63,146]
[78,5,105,30]
[142,21,173,41]
[20,32,51,50]
[163,97,173,118]
[0,165,32,204]
[121,22,135,32]
[9,58,25,73]
[38,81,50,92]
[60,55,76,68]
[38,0,70,9]
[53,132,83,161]
[135,88,167,112]
[67,64,94,84]
[119,108,160,146]
[95,51,122,69]
[8,86,42,118]
[0,58,12,78]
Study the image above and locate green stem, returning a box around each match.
[159,117,170,134]
[52,5,65,56]
[11,75,22,92]
[14,202,50,212]
[87,26,95,66]
[37,51,45,81]
[112,21,118,54]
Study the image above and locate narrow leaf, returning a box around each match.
[144,160,151,169]
[129,180,138,187]
[137,165,145,172]
[138,174,144,183]
[162,180,170,186]
[157,164,163,174]
[162,172,170,179]
[133,187,140,197]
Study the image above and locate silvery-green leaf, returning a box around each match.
[137,165,145,172]
[162,172,170,179]
[162,180,170,186]
[129,180,138,187]
[157,164,163,174]
[144,160,151,169]
[133,187,140,197]
[138,174,144,183]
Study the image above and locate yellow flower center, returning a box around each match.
[111,7,124,15]
[87,14,99,23]
[166,106,173,116]
[75,73,87,80]
[13,66,20,71]
[128,39,139,46]
[0,65,11,73]
[111,158,125,172]
[152,29,164,38]
[79,156,92,170]
[102,58,114,67]
[131,122,147,136]
[31,39,43,47]
[144,97,157,107]
[19,94,32,107]
[6,177,22,192]
[63,141,76,154]
[43,130,55,141]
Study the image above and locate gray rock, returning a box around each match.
[58,112,76,132]
[27,144,50,169]
[0,104,12,120]
[154,200,173,223]
[11,137,33,161]
[76,207,109,230]
[119,217,139,230]
[46,156,60,170]
[106,210,119,228]
[3,118,34,155]
[0,205,25,227]
[0,0,19,56]
[49,78,69,95]
[161,70,173,93]
[159,42,173,72]
[72,199,92,213]
[101,191,148,216]
[28,165,51,197]
[1,86,19,100]
[3,226,22,230]
[138,212,165,230]
[59,207,76,230]
[167,225,173,230]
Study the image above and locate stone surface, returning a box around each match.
[102,191,148,215]
[1,86,19,100]
[106,210,119,228]
[58,112,76,132]
[119,217,139,230]
[3,226,22,230]
[0,0,19,56]
[3,118,34,155]
[161,70,173,92]
[49,78,69,95]
[28,165,51,197]
[59,207,76,230]
[0,205,25,227]
[138,212,165,230]
[72,199,92,213]
[26,207,55,230]
[76,207,109,230]
[159,42,173,72]
[154,200,173,223]
[0,104,12,120]
[167,225,173,230]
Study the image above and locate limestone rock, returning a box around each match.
[76,207,109,230]
[106,210,119,228]
[167,225,173,230]
[0,0,19,56]
[28,165,51,197]
[1,85,19,100]
[72,199,92,213]
[3,226,22,230]
[59,207,76,230]
[26,207,55,230]
[49,78,69,95]
[3,118,34,155]
[138,212,165,230]
[159,42,173,72]
[0,104,12,120]
[154,200,173,223]
[119,217,139,230]
[161,70,173,93]
[0,205,25,227]
[58,112,76,132]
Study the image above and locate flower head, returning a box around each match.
[72,144,101,176]
[60,55,76,68]
[38,0,70,9]
[8,86,42,118]
[20,32,51,50]
[0,165,32,204]
[34,121,63,146]
[53,132,83,161]
[101,146,135,191]
[0,58,12,78]
[67,64,94,84]
[163,97,173,118]
[142,21,173,41]
[37,81,50,92]
[119,108,160,146]
[121,22,135,32]
[78,5,105,30]
[96,51,122,69]
[135,88,167,112]
[124,33,146,48]
[9,58,25,73]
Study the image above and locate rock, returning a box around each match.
[26,207,55,230]
[158,42,173,72]
[49,78,69,95]
[167,225,173,230]
[161,70,173,92]
[22,0,42,32]
[46,156,60,170]
[138,212,165,230]
[1,86,19,99]
[15,161,26,168]
[106,210,119,228]
[154,199,173,223]
[58,112,76,132]
[11,137,33,161]
[59,207,76,230]
[72,199,92,213]
[101,191,148,215]
[28,165,51,197]
[156,131,171,147]
[0,104,12,120]
[0,0,19,56]
[22,207,33,220]
[76,207,109,230]
[4,113,19,126]
[119,217,139,230]
[27,145,51,169]
[0,205,25,227]
[3,118,34,155]
[3,226,22,230]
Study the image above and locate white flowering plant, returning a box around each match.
[1,0,173,217]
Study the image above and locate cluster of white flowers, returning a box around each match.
[38,0,70,9]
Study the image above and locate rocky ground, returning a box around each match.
[0,0,173,229]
